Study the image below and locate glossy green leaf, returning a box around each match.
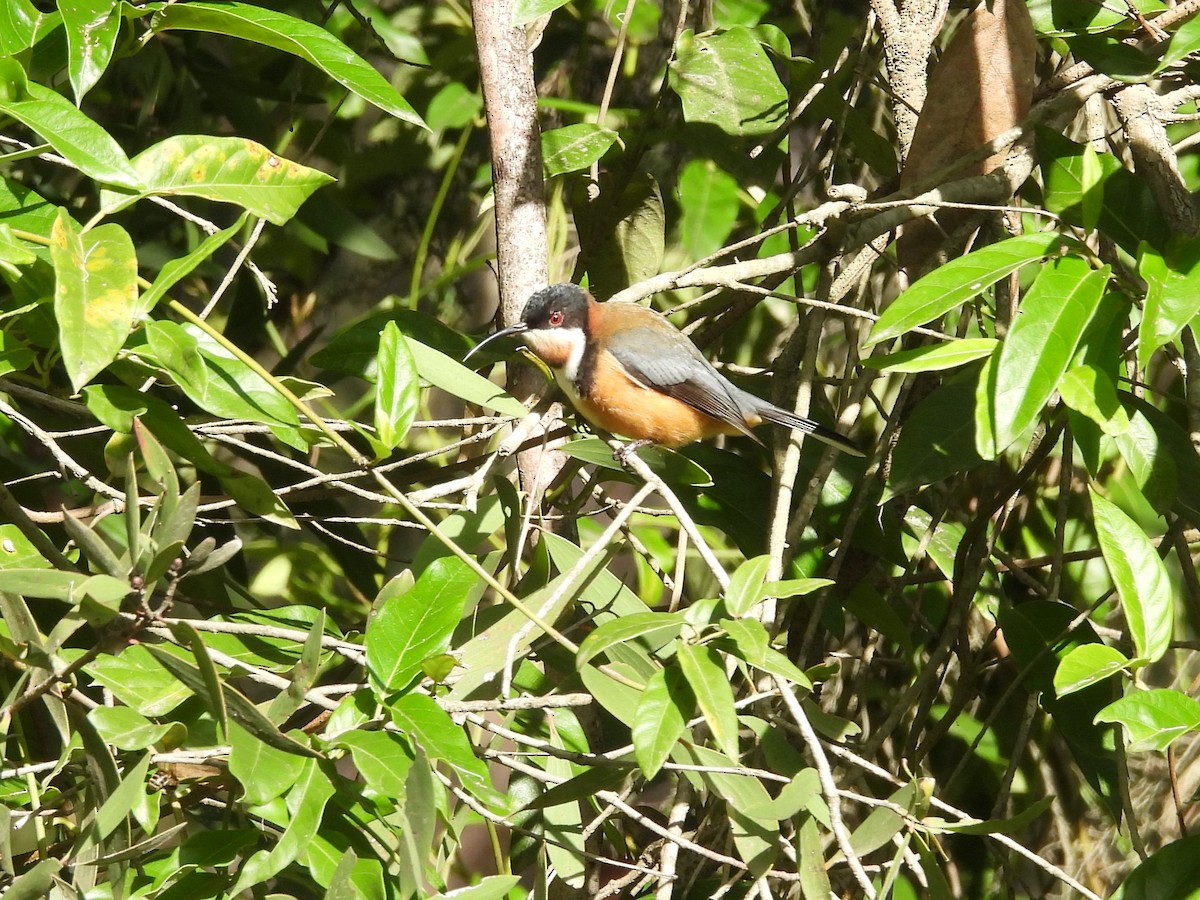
[1137,237,1200,373]
[230,758,335,894]
[720,618,811,687]
[1113,834,1200,900]
[60,0,120,102]
[333,731,414,799]
[542,124,618,178]
[573,171,664,299]
[677,642,740,761]
[561,436,713,486]
[89,706,185,752]
[0,568,126,608]
[389,693,506,810]
[1038,129,1169,253]
[1159,13,1200,69]
[926,795,1054,834]
[678,158,740,258]
[864,338,998,373]
[511,0,570,25]
[407,337,527,416]
[867,233,1065,347]
[154,2,425,127]
[95,751,152,839]
[146,644,321,758]
[669,27,787,136]
[221,471,300,530]
[1053,643,1131,698]
[50,210,137,392]
[228,722,308,806]
[144,320,303,437]
[988,257,1109,454]
[1091,489,1173,664]
[3,860,62,900]
[432,875,523,900]
[373,322,419,454]
[577,612,687,667]
[886,369,985,497]
[136,212,248,319]
[0,0,45,55]
[632,666,692,779]
[100,136,334,225]
[1058,364,1130,436]
[724,555,770,618]
[1096,689,1200,753]
[367,557,476,692]
[84,644,192,716]
[0,86,142,188]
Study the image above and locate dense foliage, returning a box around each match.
[1,0,1199,897]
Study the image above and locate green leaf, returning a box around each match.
[228,722,308,806]
[1113,834,1200,900]
[389,693,506,810]
[572,171,664,299]
[676,642,741,761]
[154,2,425,128]
[50,211,137,392]
[632,666,692,779]
[724,555,771,618]
[1159,13,1200,69]
[407,337,528,416]
[926,795,1054,834]
[60,0,120,102]
[864,338,998,373]
[669,27,787,136]
[83,644,192,716]
[1058,364,1130,436]
[866,233,1066,347]
[561,436,713,486]
[511,0,570,26]
[146,644,321,758]
[1137,237,1200,373]
[1096,689,1200,753]
[0,87,142,188]
[1090,490,1174,665]
[136,212,249,319]
[720,618,812,687]
[367,557,476,692]
[144,320,304,437]
[1053,643,1131,698]
[576,612,687,667]
[0,569,127,618]
[230,758,335,895]
[431,875,523,900]
[988,257,1109,454]
[542,124,618,178]
[95,751,152,839]
[886,368,985,497]
[3,861,62,900]
[332,731,414,799]
[1038,129,1169,253]
[677,158,740,258]
[100,135,334,225]
[89,706,184,752]
[373,322,419,455]
[0,0,46,56]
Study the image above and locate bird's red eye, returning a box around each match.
[548,309,564,326]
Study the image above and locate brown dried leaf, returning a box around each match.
[899,0,1037,276]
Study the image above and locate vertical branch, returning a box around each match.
[473,0,571,508]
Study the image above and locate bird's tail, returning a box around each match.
[755,403,866,457]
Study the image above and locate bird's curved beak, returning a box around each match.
[464,321,529,363]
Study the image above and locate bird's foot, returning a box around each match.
[613,439,652,464]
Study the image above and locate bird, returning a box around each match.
[466,283,864,457]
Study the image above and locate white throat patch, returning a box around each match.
[524,327,587,381]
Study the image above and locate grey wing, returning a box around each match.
[607,326,755,433]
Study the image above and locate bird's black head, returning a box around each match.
[519,283,591,333]
[466,283,592,371]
